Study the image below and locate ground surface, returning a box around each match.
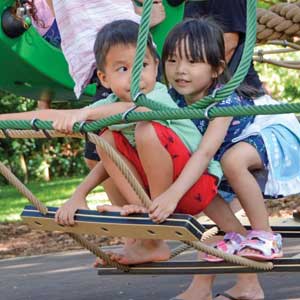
[0,241,300,300]
[0,196,299,260]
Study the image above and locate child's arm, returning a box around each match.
[149,116,232,223]
[0,102,138,133]
[55,161,109,226]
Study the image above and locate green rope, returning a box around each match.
[1,0,299,134]
[1,103,300,133]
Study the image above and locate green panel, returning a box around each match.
[0,0,183,101]
[0,0,95,101]
[151,0,184,56]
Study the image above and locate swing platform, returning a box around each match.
[21,205,300,240]
[96,258,300,275]
[21,205,300,275]
[21,205,206,242]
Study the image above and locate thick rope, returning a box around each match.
[170,226,219,259]
[0,151,129,271]
[0,128,273,269]
[257,3,300,43]
[87,134,273,270]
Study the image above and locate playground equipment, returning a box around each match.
[0,0,184,101]
[0,0,300,279]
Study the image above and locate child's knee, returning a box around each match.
[135,121,156,144]
[221,152,244,176]
[96,130,116,155]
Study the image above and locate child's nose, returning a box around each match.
[176,62,186,74]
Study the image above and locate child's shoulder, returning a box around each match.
[217,91,253,108]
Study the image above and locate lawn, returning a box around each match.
[0,177,109,222]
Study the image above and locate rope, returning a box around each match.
[0,129,273,270]
[170,226,218,259]
[257,3,300,43]
[0,143,129,272]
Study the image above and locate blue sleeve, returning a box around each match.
[216,93,241,109]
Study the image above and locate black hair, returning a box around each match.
[162,18,258,98]
[94,19,157,71]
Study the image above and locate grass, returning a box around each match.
[0,177,109,222]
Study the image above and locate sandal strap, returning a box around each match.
[239,231,282,256]
[215,292,239,300]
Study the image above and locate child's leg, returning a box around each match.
[203,195,247,236]
[221,142,282,259]
[96,129,170,264]
[96,129,147,207]
[221,142,271,232]
[135,121,174,198]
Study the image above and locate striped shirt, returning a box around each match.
[52,0,140,98]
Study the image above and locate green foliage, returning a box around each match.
[0,92,89,184]
[254,46,300,102]
[0,177,107,222]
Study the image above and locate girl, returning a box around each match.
[145,17,300,261]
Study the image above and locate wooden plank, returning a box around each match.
[97,258,300,275]
[21,206,206,242]
[198,210,300,238]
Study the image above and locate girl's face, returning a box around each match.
[165,41,217,104]
[97,44,158,102]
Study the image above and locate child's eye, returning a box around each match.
[143,62,149,68]
[189,59,196,64]
[167,58,176,63]
[117,66,128,72]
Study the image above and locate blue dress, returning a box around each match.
[170,88,268,165]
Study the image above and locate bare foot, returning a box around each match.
[97,204,147,215]
[109,239,170,265]
[94,239,170,266]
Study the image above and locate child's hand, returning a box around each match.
[55,196,89,226]
[52,109,88,134]
[133,0,165,28]
[149,193,178,223]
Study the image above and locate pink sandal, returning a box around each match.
[204,232,246,262]
[237,230,283,261]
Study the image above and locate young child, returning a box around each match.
[1,20,244,265]
[145,17,300,261]
[17,0,61,48]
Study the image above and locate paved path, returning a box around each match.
[0,239,299,300]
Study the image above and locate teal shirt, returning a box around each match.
[89,82,222,181]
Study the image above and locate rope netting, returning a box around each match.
[1,0,299,271]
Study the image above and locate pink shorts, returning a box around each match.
[103,122,218,215]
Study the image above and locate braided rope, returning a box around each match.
[0,159,129,271]
[0,129,273,270]
[257,3,300,43]
[170,226,218,259]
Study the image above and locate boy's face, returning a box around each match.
[97,44,158,102]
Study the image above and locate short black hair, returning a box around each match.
[162,18,259,98]
[94,19,157,71]
[162,17,227,86]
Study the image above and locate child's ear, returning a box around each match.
[212,60,226,79]
[97,70,110,89]
[154,57,159,78]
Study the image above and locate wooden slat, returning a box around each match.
[198,210,300,238]
[21,206,206,242]
[97,258,300,275]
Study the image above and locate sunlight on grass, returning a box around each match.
[0,177,109,222]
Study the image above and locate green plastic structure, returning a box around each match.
[0,0,184,101]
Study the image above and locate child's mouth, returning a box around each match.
[175,79,190,87]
